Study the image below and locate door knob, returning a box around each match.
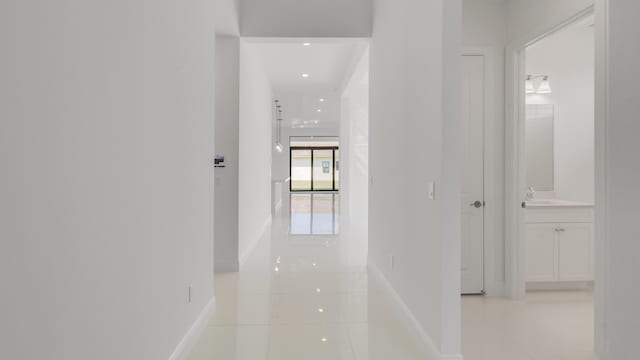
[470,200,483,208]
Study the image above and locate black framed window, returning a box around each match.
[290,146,340,192]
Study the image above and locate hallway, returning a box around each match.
[188,194,428,360]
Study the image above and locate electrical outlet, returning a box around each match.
[188,285,192,303]
[390,255,395,270]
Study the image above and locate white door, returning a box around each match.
[461,55,485,294]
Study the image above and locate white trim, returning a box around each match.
[239,217,271,268]
[367,260,464,360]
[504,5,596,300]
[168,297,216,360]
[461,47,503,297]
[593,0,609,356]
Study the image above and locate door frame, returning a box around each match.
[461,48,500,296]
[504,4,606,354]
[504,3,595,298]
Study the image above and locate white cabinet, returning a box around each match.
[557,223,593,281]
[525,206,594,284]
[525,224,558,282]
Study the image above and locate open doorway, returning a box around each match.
[498,8,599,360]
[245,38,369,243]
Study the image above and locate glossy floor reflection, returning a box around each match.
[188,193,430,360]
[290,193,339,235]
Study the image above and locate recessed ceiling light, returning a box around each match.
[302,73,310,78]
[319,98,325,102]
[321,338,328,343]
[314,120,319,124]
[303,42,311,46]
[318,308,324,313]
[316,109,322,113]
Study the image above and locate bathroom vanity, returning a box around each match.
[525,199,594,288]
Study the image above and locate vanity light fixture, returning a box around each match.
[525,76,536,94]
[526,74,552,94]
[536,76,552,94]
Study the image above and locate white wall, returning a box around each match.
[215,36,240,272]
[369,0,462,357]
[507,0,594,42]
[340,48,370,250]
[462,0,508,296]
[239,0,372,37]
[238,42,274,266]
[0,1,216,359]
[526,24,595,203]
[599,1,640,358]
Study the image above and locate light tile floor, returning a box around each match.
[462,290,599,360]
[188,194,429,360]
[188,194,599,360]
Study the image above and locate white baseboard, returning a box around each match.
[526,281,594,291]
[239,217,271,269]
[367,260,463,360]
[168,297,216,360]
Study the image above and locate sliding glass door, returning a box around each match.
[291,149,312,191]
[290,147,339,192]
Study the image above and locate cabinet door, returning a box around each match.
[557,223,593,281]
[525,224,558,282]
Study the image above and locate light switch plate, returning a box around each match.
[427,181,436,200]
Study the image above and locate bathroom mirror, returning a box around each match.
[525,104,554,191]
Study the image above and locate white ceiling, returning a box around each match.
[252,40,362,90]
[249,39,366,129]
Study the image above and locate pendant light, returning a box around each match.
[274,100,283,153]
